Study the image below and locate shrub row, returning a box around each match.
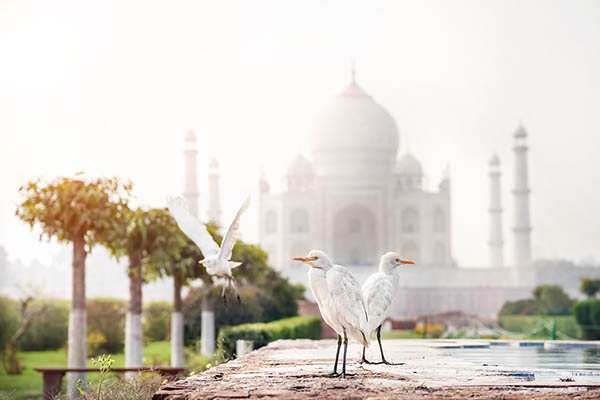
[217,316,321,360]
[0,297,173,353]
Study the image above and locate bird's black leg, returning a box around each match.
[341,332,349,378]
[231,277,241,303]
[324,335,342,378]
[221,284,229,309]
[360,345,374,364]
[377,325,404,365]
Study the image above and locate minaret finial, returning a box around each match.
[351,58,356,84]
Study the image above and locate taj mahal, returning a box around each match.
[183,74,600,318]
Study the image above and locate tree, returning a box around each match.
[141,213,194,367]
[16,176,130,393]
[580,277,600,298]
[2,290,47,374]
[102,207,181,372]
[533,285,574,316]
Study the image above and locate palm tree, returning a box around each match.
[103,207,183,373]
[16,176,131,395]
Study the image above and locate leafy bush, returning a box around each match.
[414,323,445,338]
[20,299,68,351]
[574,299,600,339]
[217,316,321,360]
[87,331,107,357]
[498,299,538,316]
[87,298,126,354]
[0,297,18,352]
[143,301,171,342]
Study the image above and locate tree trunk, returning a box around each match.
[125,250,143,377]
[170,269,184,367]
[67,233,87,398]
[201,293,216,356]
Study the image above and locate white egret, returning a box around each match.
[361,251,414,364]
[293,250,370,378]
[167,195,250,301]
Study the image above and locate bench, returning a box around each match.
[35,367,185,400]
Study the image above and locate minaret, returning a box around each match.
[207,157,222,225]
[183,130,199,217]
[172,129,199,367]
[488,154,504,268]
[512,125,532,268]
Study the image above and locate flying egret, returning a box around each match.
[293,250,370,378]
[361,251,414,364]
[167,195,250,301]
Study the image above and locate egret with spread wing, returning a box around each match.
[293,250,370,378]
[361,251,414,364]
[167,195,250,302]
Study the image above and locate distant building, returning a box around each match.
[254,74,600,317]
[259,77,451,288]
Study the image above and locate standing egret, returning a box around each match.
[361,251,414,364]
[293,250,370,378]
[167,195,250,301]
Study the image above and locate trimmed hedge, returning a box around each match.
[573,299,600,339]
[217,316,321,360]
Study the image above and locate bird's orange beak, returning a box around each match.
[292,256,318,262]
[396,258,415,264]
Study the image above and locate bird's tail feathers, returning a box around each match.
[230,261,243,269]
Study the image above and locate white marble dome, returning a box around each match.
[309,81,399,177]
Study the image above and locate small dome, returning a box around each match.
[397,154,423,176]
[209,157,219,168]
[286,154,313,176]
[514,124,527,138]
[489,154,500,165]
[184,130,196,142]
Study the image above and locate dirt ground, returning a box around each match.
[153,339,600,399]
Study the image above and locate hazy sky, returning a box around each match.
[1,0,599,269]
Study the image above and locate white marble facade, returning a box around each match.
[259,78,452,290]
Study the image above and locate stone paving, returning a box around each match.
[153,339,600,399]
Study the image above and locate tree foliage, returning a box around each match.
[580,277,600,298]
[533,285,574,315]
[15,176,131,248]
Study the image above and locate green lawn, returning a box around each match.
[0,341,172,400]
[380,330,422,339]
[498,315,580,339]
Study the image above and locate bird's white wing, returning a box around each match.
[309,268,342,335]
[327,265,370,347]
[167,196,219,257]
[218,195,250,262]
[362,273,394,333]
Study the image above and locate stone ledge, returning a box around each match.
[153,339,600,399]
